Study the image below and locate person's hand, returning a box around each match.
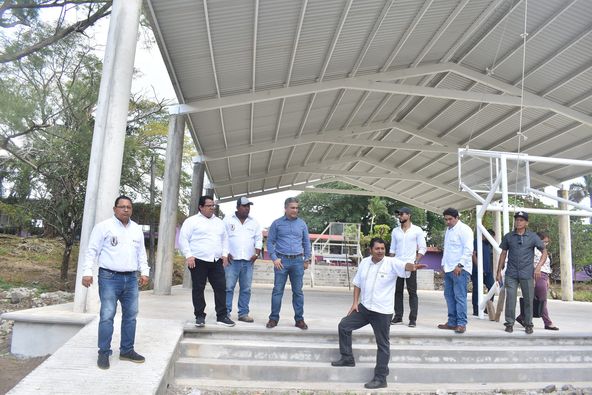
[453,265,463,276]
[273,258,283,270]
[304,259,310,270]
[139,275,149,287]
[228,253,234,263]
[222,256,229,267]
[249,254,258,263]
[404,263,427,271]
[348,303,359,315]
[534,267,541,281]
[496,271,502,283]
[186,256,196,269]
[82,276,93,287]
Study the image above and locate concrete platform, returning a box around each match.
[4,284,592,394]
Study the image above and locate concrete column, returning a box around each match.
[153,115,185,295]
[493,209,502,274]
[73,0,142,313]
[183,157,205,288]
[558,188,574,301]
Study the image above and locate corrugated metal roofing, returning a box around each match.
[145,0,592,212]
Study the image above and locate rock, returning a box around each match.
[562,384,576,391]
[542,384,556,393]
[10,288,36,304]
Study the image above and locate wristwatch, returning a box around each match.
[457,263,464,268]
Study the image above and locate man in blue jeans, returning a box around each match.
[224,197,262,322]
[82,195,150,370]
[266,197,311,330]
[438,207,473,334]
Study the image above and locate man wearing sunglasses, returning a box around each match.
[496,211,547,334]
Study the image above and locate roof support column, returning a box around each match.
[557,188,574,301]
[183,156,205,288]
[154,115,185,295]
[73,0,142,313]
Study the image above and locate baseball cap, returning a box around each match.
[237,196,253,206]
[514,211,528,220]
[395,207,412,215]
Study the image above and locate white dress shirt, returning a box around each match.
[224,214,263,260]
[389,224,427,262]
[83,215,149,276]
[179,212,228,261]
[353,256,410,314]
[442,220,474,274]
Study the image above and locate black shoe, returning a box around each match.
[331,358,355,367]
[217,316,236,327]
[364,377,387,389]
[195,316,205,327]
[545,325,559,331]
[525,326,533,334]
[97,353,109,370]
[515,316,525,328]
[390,317,403,325]
[505,324,513,333]
[408,320,416,328]
[119,350,145,363]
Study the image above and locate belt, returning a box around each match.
[99,267,137,275]
[277,253,303,259]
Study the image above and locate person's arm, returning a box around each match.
[302,221,311,269]
[388,229,397,257]
[349,286,361,314]
[416,229,427,262]
[534,240,548,281]
[179,218,197,269]
[221,220,229,266]
[81,223,103,287]
[267,220,282,269]
[454,226,473,276]
[252,221,263,263]
[136,226,150,286]
[496,250,508,282]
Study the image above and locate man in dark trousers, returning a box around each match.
[471,229,496,316]
[331,237,425,389]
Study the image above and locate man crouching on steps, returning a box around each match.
[331,237,426,389]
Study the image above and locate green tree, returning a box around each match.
[569,175,592,224]
[368,196,388,233]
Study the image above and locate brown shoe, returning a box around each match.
[295,320,308,330]
[437,323,456,330]
[266,319,278,328]
[454,325,466,334]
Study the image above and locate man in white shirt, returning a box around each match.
[331,237,425,389]
[179,195,234,328]
[82,195,150,370]
[438,207,473,334]
[223,197,262,323]
[389,207,427,327]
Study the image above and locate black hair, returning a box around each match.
[443,207,459,218]
[369,237,386,249]
[199,195,214,207]
[114,195,132,207]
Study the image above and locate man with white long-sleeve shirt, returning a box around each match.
[331,237,426,389]
[438,207,473,334]
[224,197,262,322]
[389,206,427,327]
[179,195,234,327]
[81,195,150,370]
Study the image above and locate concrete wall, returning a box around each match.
[253,262,435,290]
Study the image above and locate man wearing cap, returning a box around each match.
[179,195,235,328]
[496,211,547,334]
[266,197,312,330]
[223,197,262,323]
[389,207,426,327]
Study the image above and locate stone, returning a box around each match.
[562,384,576,391]
[542,384,556,393]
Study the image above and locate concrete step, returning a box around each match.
[179,337,592,364]
[174,358,592,383]
[171,378,592,394]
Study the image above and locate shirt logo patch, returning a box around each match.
[231,224,235,231]
[110,236,118,246]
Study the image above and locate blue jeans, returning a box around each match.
[269,256,304,322]
[98,268,139,356]
[444,270,469,327]
[225,259,254,317]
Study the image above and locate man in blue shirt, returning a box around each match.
[471,229,495,316]
[266,197,311,330]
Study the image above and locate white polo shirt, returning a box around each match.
[389,224,427,262]
[83,215,149,276]
[353,256,410,314]
[179,212,228,261]
[224,213,263,260]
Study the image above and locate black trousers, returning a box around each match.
[337,304,391,380]
[394,271,418,321]
[189,258,227,320]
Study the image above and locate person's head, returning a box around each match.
[513,211,529,231]
[537,231,550,246]
[236,196,253,219]
[443,207,459,229]
[395,207,412,225]
[368,237,386,262]
[284,197,299,219]
[113,195,133,224]
[198,195,216,218]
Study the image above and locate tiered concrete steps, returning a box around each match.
[169,325,592,392]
